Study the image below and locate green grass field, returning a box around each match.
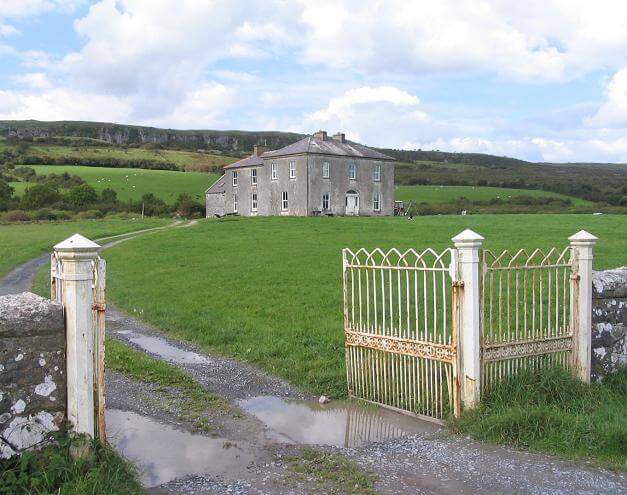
[102,215,627,398]
[9,165,219,203]
[0,218,170,277]
[8,165,588,207]
[0,141,237,171]
[395,184,590,205]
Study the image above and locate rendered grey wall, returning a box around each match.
[591,267,627,381]
[205,192,226,217]
[307,155,394,216]
[0,292,66,459]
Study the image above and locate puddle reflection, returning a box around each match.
[127,334,211,365]
[106,409,252,487]
[240,396,440,448]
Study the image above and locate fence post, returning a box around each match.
[53,234,101,439]
[568,230,597,383]
[452,229,484,408]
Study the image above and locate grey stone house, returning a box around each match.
[206,131,395,217]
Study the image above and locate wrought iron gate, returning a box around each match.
[342,248,461,422]
[480,247,576,390]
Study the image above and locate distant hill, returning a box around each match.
[1,120,625,206]
[0,120,304,153]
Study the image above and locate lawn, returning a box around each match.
[0,141,238,171]
[0,217,170,277]
[9,165,219,203]
[103,215,627,398]
[395,184,590,206]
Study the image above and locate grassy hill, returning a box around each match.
[9,165,218,203]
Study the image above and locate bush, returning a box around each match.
[74,209,104,220]
[32,208,58,220]
[174,193,204,217]
[20,184,61,210]
[0,210,31,222]
[64,184,99,210]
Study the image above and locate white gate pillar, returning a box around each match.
[568,230,597,383]
[53,234,101,438]
[452,229,484,409]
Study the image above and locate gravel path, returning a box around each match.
[1,222,625,494]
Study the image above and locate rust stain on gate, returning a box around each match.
[342,247,461,422]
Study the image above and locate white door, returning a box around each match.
[345,193,359,216]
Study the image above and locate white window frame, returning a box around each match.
[271,163,278,180]
[322,192,330,210]
[373,193,381,212]
[251,168,257,185]
[232,171,238,187]
[281,191,288,211]
[233,193,238,213]
[373,164,381,182]
[322,161,330,178]
[289,160,296,179]
[349,163,356,180]
[251,192,258,212]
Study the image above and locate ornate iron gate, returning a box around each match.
[342,248,461,422]
[480,247,576,390]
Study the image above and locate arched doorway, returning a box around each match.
[345,190,359,216]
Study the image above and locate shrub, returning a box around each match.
[74,209,104,220]
[32,208,58,220]
[1,210,31,222]
[20,184,61,210]
[64,184,99,209]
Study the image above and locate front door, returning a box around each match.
[345,192,359,216]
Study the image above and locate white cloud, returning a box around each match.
[10,72,51,89]
[0,24,19,37]
[304,86,428,144]
[0,88,132,122]
[587,68,627,128]
[300,0,627,82]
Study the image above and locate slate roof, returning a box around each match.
[263,136,395,161]
[205,175,226,194]
[223,154,264,169]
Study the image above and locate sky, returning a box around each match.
[1,1,627,163]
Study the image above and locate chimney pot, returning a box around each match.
[313,130,328,141]
[332,132,346,143]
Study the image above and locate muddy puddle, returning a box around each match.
[113,330,211,365]
[106,409,253,487]
[240,396,440,448]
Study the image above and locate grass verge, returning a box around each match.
[287,447,378,495]
[0,430,142,495]
[451,368,627,471]
[106,338,229,429]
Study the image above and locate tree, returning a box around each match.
[20,184,60,210]
[101,187,118,204]
[138,193,169,216]
[64,184,99,210]
[0,179,14,211]
[174,193,204,217]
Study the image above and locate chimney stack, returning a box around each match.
[313,130,328,141]
[253,144,269,156]
[332,132,346,143]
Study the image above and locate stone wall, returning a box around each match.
[592,267,627,381]
[0,292,66,458]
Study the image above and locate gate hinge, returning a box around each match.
[570,274,580,281]
[452,281,465,288]
[92,302,106,311]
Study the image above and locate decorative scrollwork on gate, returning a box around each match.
[345,330,456,363]
[482,336,573,362]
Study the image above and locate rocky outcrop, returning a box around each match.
[0,120,303,152]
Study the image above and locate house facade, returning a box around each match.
[205,131,395,217]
